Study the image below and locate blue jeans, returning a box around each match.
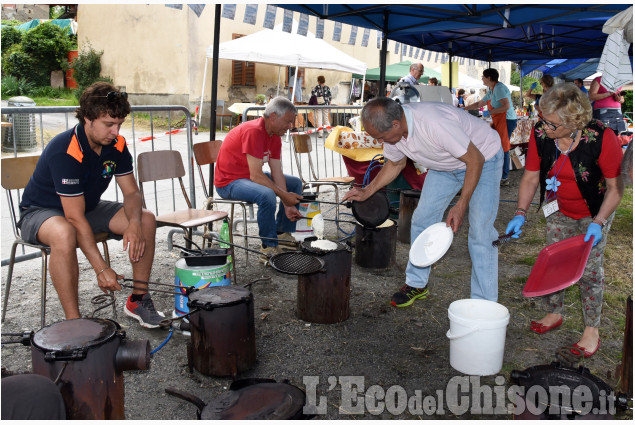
[406,148,503,301]
[216,173,303,247]
[502,119,517,179]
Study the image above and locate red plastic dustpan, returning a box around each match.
[522,235,594,297]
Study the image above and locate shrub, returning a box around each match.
[1,75,35,97]
[27,85,69,98]
[2,47,34,82]
[72,44,109,95]
[1,26,22,51]
[20,22,73,86]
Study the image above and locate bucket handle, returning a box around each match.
[446,326,479,340]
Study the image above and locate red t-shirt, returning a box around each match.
[525,126,623,219]
[214,118,282,188]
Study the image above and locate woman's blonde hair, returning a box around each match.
[539,83,592,130]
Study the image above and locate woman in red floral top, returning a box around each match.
[506,83,624,358]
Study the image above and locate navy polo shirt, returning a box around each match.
[20,124,133,213]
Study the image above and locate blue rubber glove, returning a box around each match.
[530,82,538,90]
[506,215,526,239]
[584,222,602,247]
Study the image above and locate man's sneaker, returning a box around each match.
[277,232,298,251]
[391,284,430,308]
[500,178,510,187]
[124,294,165,328]
[260,245,281,264]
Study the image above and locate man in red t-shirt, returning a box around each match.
[215,97,303,261]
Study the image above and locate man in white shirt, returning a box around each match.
[343,97,503,306]
[398,63,424,87]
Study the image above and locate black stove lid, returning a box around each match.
[32,318,118,351]
[188,285,251,309]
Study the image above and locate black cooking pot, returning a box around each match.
[510,362,629,419]
[165,378,311,419]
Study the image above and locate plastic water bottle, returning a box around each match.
[219,219,230,248]
[219,219,232,267]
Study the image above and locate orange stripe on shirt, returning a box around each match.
[66,134,83,163]
[114,135,126,152]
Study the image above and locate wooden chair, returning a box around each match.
[193,141,256,263]
[292,134,354,229]
[136,150,229,251]
[1,156,113,327]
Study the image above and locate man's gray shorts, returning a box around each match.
[18,200,124,244]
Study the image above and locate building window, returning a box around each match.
[231,34,255,86]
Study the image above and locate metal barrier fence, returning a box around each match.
[1,103,364,265]
[1,105,196,204]
[1,105,195,265]
[242,104,363,183]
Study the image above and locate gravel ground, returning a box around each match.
[1,170,632,420]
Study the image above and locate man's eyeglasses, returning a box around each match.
[540,117,565,131]
[95,91,128,102]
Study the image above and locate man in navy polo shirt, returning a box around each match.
[18,82,163,328]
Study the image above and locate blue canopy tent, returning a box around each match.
[274,4,632,90]
[206,5,631,139]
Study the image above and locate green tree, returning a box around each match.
[20,22,73,86]
[2,47,34,81]
[1,25,23,52]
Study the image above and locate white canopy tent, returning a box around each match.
[201,20,368,120]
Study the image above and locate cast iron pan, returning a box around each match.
[299,191,390,228]
[351,191,390,228]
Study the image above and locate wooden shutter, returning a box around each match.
[231,34,255,87]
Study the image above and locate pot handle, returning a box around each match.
[165,387,206,412]
[446,326,478,340]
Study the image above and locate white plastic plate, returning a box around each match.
[409,222,454,267]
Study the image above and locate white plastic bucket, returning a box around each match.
[446,299,510,375]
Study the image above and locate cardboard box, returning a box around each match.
[510,146,525,170]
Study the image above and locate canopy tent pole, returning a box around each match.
[285,63,300,145]
[361,75,366,104]
[199,57,208,127]
[448,55,453,89]
[379,10,389,97]
[519,63,524,110]
[448,42,453,90]
[208,4,221,191]
[290,65,298,104]
[209,4,221,142]
[348,77,354,104]
[276,66,281,97]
